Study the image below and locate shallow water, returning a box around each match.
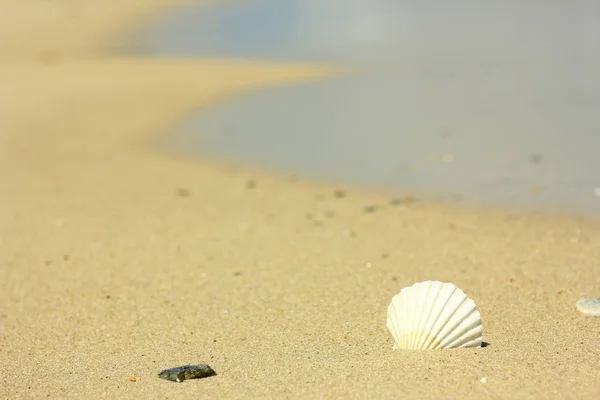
[139,0,600,215]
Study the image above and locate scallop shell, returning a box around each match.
[386,281,483,349]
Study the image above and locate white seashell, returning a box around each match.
[387,281,483,349]
[576,298,600,316]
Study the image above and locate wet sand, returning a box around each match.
[0,1,599,399]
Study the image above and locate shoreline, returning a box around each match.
[143,0,600,220]
[1,1,599,399]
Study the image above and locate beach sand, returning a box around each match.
[1,1,599,398]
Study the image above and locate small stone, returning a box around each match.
[158,364,216,383]
[363,205,377,213]
[480,377,487,384]
[528,153,543,164]
[129,376,136,382]
[576,298,600,316]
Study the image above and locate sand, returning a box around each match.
[0,1,599,399]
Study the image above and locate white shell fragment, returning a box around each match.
[387,281,483,349]
[576,298,600,316]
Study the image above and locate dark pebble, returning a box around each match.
[158,364,216,383]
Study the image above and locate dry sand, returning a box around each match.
[1,1,599,399]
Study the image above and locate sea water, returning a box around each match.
[137,0,600,215]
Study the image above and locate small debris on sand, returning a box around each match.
[529,153,543,164]
[576,298,600,316]
[159,364,216,382]
[129,376,136,382]
[176,188,191,197]
[334,190,346,198]
[363,205,377,213]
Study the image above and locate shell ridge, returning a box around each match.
[457,331,483,348]
[416,283,448,349]
[407,284,420,348]
[412,283,429,348]
[413,282,432,349]
[414,281,436,349]
[429,284,462,349]
[435,289,474,349]
[450,322,483,348]
[448,317,483,348]
[387,298,402,348]
[438,295,478,348]
[405,282,423,348]
[398,290,410,348]
[444,300,480,347]
[399,290,409,348]
[418,281,446,349]
[441,309,482,348]
[437,296,475,348]
[394,297,406,348]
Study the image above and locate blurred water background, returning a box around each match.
[136,0,600,216]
